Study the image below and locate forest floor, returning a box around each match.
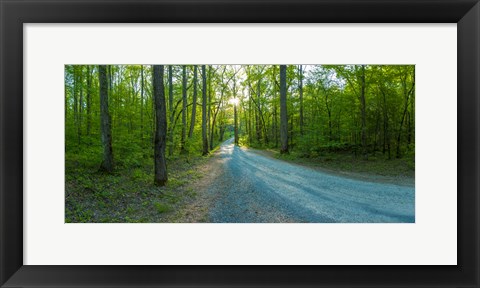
[66,139,415,223]
[259,149,415,187]
[65,148,219,223]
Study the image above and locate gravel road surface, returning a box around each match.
[207,139,415,223]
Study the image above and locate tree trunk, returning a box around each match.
[325,91,332,141]
[140,65,144,142]
[210,90,222,150]
[78,66,83,143]
[407,111,411,145]
[168,65,174,156]
[233,75,239,146]
[299,65,304,135]
[201,65,209,155]
[65,72,68,120]
[181,65,187,152]
[207,66,212,149]
[248,89,252,144]
[86,65,92,136]
[279,65,288,154]
[73,67,78,142]
[360,65,367,159]
[153,65,168,186]
[272,67,278,148]
[188,65,198,138]
[98,65,114,172]
[381,88,391,159]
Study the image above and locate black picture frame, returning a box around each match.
[1,0,479,287]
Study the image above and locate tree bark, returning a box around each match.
[140,65,144,141]
[299,65,304,135]
[181,65,187,152]
[360,65,367,159]
[207,66,212,149]
[78,66,83,143]
[201,65,209,155]
[233,74,239,146]
[280,65,289,154]
[73,67,78,141]
[98,65,114,172]
[153,65,168,186]
[168,65,174,156]
[86,65,92,136]
[188,65,198,138]
[272,66,278,148]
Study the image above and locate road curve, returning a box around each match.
[207,138,415,223]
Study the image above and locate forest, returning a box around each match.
[65,65,415,223]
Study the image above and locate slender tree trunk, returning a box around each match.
[233,76,239,146]
[325,92,332,141]
[128,70,136,133]
[299,65,304,135]
[407,111,411,145]
[210,109,219,150]
[201,65,209,155]
[153,65,168,186]
[255,98,260,143]
[86,65,92,136]
[181,65,187,152]
[255,88,262,143]
[207,66,212,149]
[140,65,144,142]
[98,65,113,172]
[107,66,114,128]
[380,88,390,159]
[248,89,252,144]
[65,71,68,120]
[188,65,198,138]
[73,67,78,141]
[78,67,84,144]
[272,67,278,148]
[210,90,223,150]
[360,65,367,159]
[280,65,288,154]
[373,110,380,152]
[168,65,174,156]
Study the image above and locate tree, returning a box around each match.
[168,65,174,156]
[98,65,114,172]
[279,65,288,154]
[153,65,168,186]
[298,65,304,135]
[233,71,239,146]
[189,65,198,138]
[86,65,92,136]
[181,65,187,152]
[360,65,367,159]
[140,65,145,141]
[201,65,209,155]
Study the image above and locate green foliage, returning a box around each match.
[153,202,172,213]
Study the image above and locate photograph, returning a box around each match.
[65,64,415,223]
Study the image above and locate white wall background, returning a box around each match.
[24,24,457,265]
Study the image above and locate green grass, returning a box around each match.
[273,150,414,179]
[153,202,172,213]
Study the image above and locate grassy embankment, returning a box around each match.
[241,138,415,184]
